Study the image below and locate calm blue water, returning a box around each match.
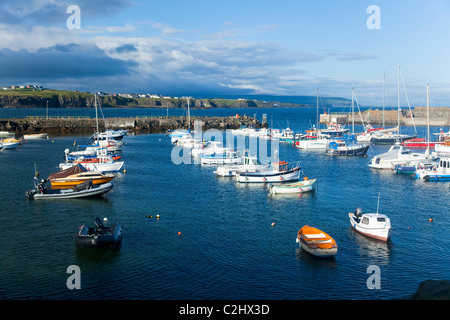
[0,107,449,300]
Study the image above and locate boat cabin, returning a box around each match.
[273,161,289,172]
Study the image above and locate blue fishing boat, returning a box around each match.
[414,157,450,181]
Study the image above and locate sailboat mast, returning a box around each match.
[397,62,400,135]
[382,72,385,128]
[94,92,99,133]
[316,88,319,129]
[187,97,190,132]
[427,83,430,151]
[351,85,355,134]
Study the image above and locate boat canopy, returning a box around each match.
[48,164,87,180]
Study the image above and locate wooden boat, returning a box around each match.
[26,179,114,199]
[75,217,122,249]
[236,161,301,183]
[296,225,338,257]
[349,207,392,241]
[23,133,48,139]
[48,164,115,189]
[270,177,317,194]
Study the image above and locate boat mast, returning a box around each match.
[427,83,430,156]
[397,62,400,135]
[351,84,355,135]
[382,72,385,128]
[94,92,99,134]
[376,191,381,215]
[316,88,319,130]
[187,97,191,132]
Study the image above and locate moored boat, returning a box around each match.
[215,154,269,177]
[368,144,437,170]
[296,225,338,257]
[75,217,122,249]
[26,179,114,199]
[413,157,450,181]
[48,164,115,189]
[349,207,392,241]
[270,177,317,194]
[325,140,369,156]
[23,133,48,140]
[235,161,301,183]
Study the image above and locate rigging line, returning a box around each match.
[399,67,417,133]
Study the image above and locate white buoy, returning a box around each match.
[103,217,108,222]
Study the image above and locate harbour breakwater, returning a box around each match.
[320,107,450,127]
[0,115,264,135]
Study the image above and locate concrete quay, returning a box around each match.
[320,107,450,127]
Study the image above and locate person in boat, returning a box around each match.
[353,207,363,223]
[37,178,50,194]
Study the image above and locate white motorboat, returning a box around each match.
[168,129,191,144]
[192,141,230,158]
[215,154,270,177]
[23,133,48,139]
[173,134,205,149]
[269,177,317,194]
[368,144,437,170]
[92,129,127,141]
[349,206,392,242]
[201,150,243,165]
[235,161,301,183]
[296,137,329,150]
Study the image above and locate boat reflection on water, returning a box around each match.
[349,229,392,266]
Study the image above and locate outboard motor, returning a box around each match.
[355,207,363,218]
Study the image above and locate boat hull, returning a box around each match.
[423,174,450,181]
[325,144,369,156]
[298,241,338,258]
[236,167,300,183]
[370,134,417,144]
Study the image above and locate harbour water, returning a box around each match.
[0,107,449,300]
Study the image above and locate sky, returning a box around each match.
[0,0,450,106]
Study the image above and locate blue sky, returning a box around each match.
[0,0,449,106]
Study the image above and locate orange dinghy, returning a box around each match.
[296,225,338,258]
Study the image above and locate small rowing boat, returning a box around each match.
[296,225,338,257]
[269,177,317,194]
